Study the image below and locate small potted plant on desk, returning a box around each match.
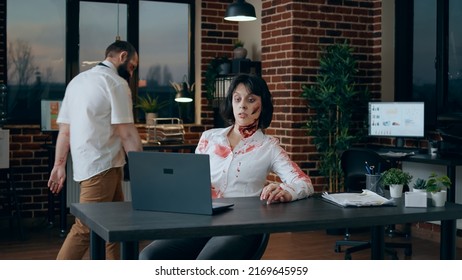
[425,172,451,207]
[135,95,168,125]
[381,168,413,198]
[412,178,428,192]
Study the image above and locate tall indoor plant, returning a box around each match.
[301,42,369,192]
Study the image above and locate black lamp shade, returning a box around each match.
[225,0,257,22]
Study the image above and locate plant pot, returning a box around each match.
[145,112,157,126]
[430,190,447,207]
[389,184,403,198]
[233,47,247,59]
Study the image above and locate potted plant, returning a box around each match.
[233,39,247,59]
[426,172,451,207]
[412,178,427,192]
[381,168,413,198]
[301,42,370,192]
[135,94,168,125]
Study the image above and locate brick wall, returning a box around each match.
[261,0,382,191]
[1,0,383,219]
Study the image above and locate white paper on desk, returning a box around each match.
[322,190,395,207]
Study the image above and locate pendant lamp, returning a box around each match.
[115,0,121,40]
[174,93,193,103]
[224,0,257,22]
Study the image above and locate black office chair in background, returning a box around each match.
[334,148,412,259]
[251,233,270,259]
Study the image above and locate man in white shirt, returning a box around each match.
[47,40,142,260]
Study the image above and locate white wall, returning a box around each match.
[238,0,262,61]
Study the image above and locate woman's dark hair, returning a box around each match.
[105,40,137,60]
[221,74,273,129]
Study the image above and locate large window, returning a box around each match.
[397,0,462,129]
[6,0,194,124]
[412,0,437,129]
[79,2,128,72]
[447,0,462,121]
[138,1,193,123]
[6,0,66,124]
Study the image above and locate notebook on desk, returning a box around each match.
[127,151,234,215]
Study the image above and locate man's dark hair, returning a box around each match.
[105,40,137,60]
[221,74,274,129]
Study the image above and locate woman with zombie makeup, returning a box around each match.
[139,74,314,260]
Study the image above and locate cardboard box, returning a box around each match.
[404,191,427,207]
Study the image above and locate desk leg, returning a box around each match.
[447,166,456,203]
[59,186,67,237]
[47,190,55,228]
[121,241,139,260]
[370,225,385,260]
[440,219,456,260]
[90,230,105,260]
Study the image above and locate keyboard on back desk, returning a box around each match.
[378,149,419,158]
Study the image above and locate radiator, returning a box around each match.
[66,158,132,204]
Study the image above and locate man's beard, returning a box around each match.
[117,60,131,83]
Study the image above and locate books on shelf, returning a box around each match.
[322,190,395,207]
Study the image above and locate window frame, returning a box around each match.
[5,0,195,125]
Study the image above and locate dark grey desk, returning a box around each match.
[400,154,462,203]
[45,143,197,234]
[70,196,462,260]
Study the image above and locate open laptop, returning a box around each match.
[127,151,234,215]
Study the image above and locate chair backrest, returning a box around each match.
[251,233,270,260]
[340,148,391,192]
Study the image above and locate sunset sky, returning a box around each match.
[7,0,189,85]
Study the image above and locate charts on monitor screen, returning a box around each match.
[368,102,425,138]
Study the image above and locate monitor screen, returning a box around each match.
[41,100,62,132]
[368,102,425,138]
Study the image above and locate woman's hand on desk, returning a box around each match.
[260,183,293,204]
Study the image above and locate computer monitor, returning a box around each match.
[368,102,425,147]
[41,100,62,132]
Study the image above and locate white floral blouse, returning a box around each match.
[195,126,314,200]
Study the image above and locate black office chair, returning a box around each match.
[334,148,412,259]
[251,233,270,259]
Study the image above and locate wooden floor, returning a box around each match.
[1,217,461,260]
